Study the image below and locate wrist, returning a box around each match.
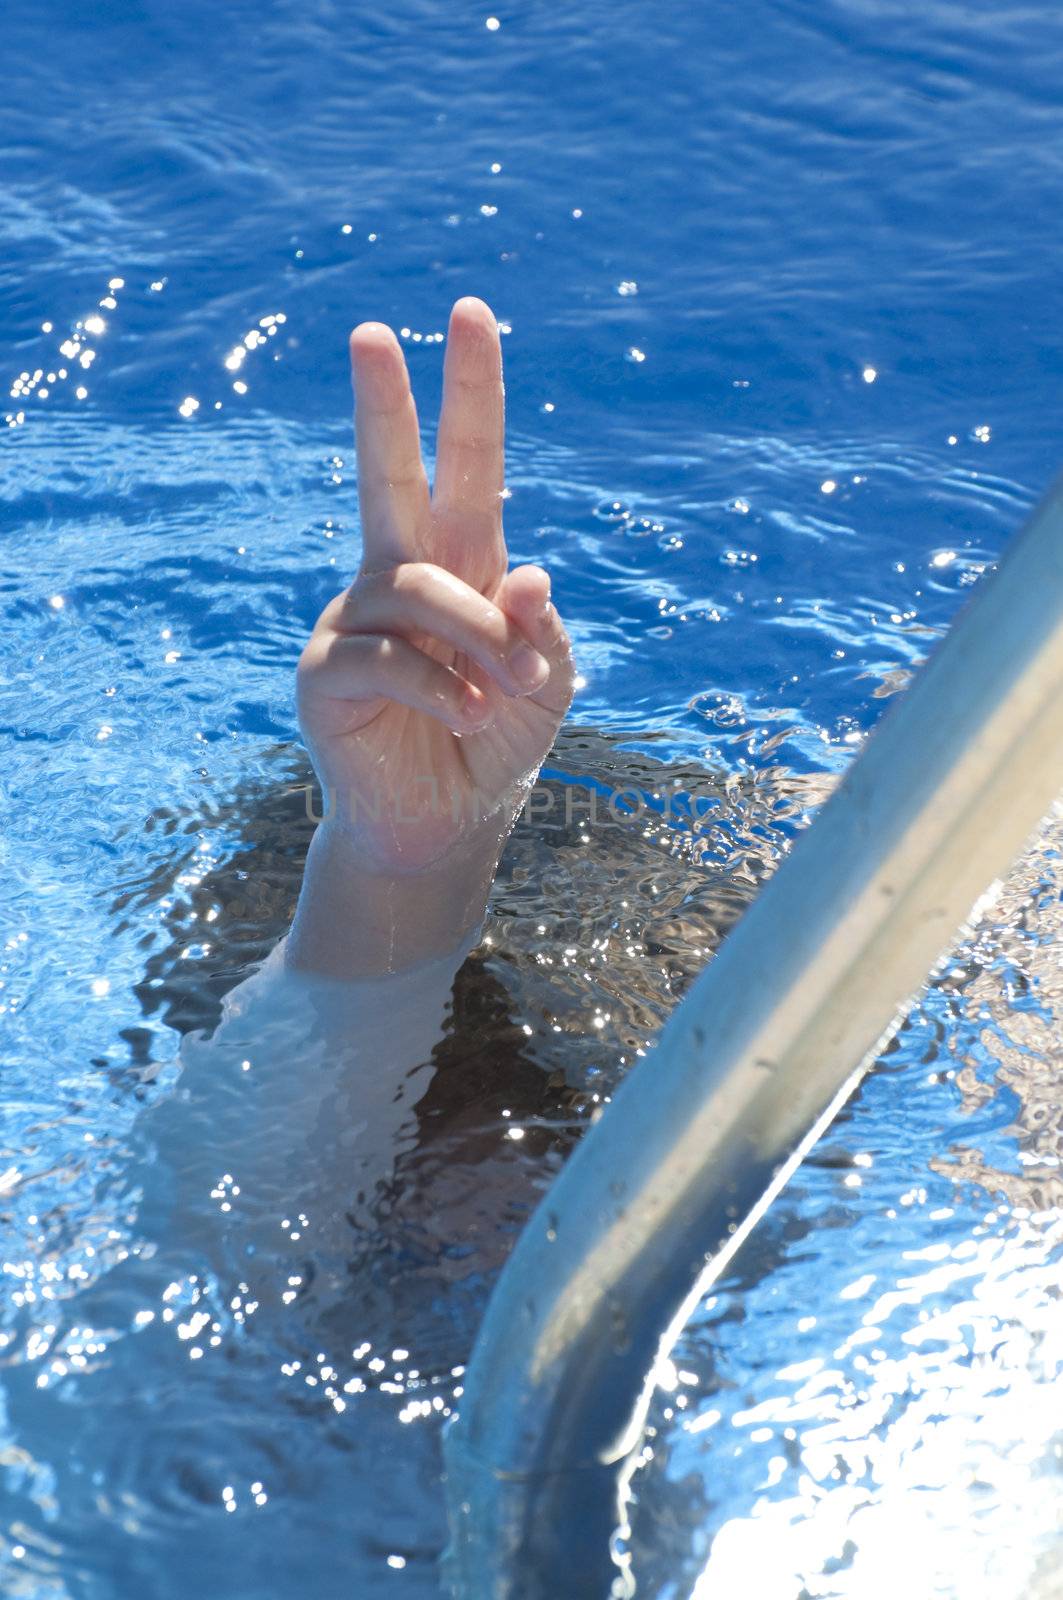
[285,813,505,980]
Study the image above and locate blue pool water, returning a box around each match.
[3,2,1063,1595]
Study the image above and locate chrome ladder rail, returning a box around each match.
[443,473,1063,1599]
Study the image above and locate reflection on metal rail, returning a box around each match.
[442,474,1063,1599]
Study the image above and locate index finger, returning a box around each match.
[350,321,430,573]
[432,297,506,551]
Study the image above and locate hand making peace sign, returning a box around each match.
[297,297,575,875]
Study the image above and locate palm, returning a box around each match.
[298,300,573,872]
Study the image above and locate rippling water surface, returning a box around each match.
[3,1,1063,1595]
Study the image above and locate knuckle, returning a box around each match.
[341,633,390,680]
[364,459,424,495]
[321,633,354,673]
[389,460,427,492]
[367,393,412,422]
[389,561,434,603]
[297,630,332,677]
[337,576,371,619]
[316,588,354,627]
[368,634,396,667]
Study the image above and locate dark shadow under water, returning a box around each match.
[118,726,830,1365]
[6,727,1063,1599]
[0,727,830,1600]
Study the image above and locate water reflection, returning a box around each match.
[625,802,1063,1600]
[6,725,1061,1598]
[2,726,823,1596]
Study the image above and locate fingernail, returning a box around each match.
[508,643,550,692]
[461,685,492,727]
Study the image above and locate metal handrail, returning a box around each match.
[442,472,1063,1599]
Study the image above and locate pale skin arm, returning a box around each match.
[286,296,575,980]
[155,306,573,1254]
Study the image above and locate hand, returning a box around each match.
[296,297,575,878]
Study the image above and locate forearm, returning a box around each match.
[284,814,507,981]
